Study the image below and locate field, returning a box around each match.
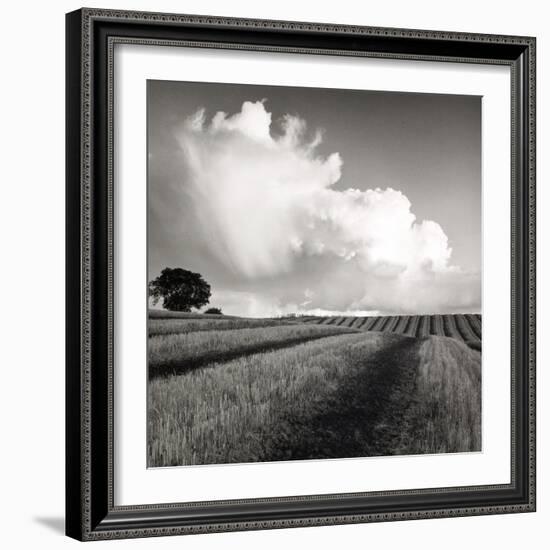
[302,314,482,351]
[148,311,482,467]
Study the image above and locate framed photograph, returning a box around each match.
[66,8,536,541]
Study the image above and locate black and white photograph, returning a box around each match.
[60,4,537,543]
[147,80,483,468]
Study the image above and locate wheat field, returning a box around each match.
[148,312,482,467]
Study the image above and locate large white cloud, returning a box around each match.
[175,100,480,315]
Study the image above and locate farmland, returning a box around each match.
[302,313,482,351]
[149,323,359,376]
[148,311,482,467]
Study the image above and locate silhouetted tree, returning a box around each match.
[149,267,211,312]
[204,307,223,315]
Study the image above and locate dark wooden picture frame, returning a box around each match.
[66,8,536,541]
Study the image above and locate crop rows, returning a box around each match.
[306,314,482,351]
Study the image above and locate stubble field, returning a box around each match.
[148,311,482,467]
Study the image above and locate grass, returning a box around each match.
[148,332,417,466]
[148,327,482,466]
[455,314,479,342]
[418,315,431,337]
[394,315,409,334]
[149,323,358,376]
[466,314,482,339]
[147,310,482,467]
[403,336,481,454]
[405,315,421,337]
[149,317,293,336]
[306,313,482,351]
[149,309,243,320]
[431,315,445,336]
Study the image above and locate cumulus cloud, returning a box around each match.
[174,100,480,315]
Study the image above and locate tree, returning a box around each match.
[149,267,211,312]
[204,307,223,315]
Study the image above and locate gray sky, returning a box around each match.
[148,80,481,316]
